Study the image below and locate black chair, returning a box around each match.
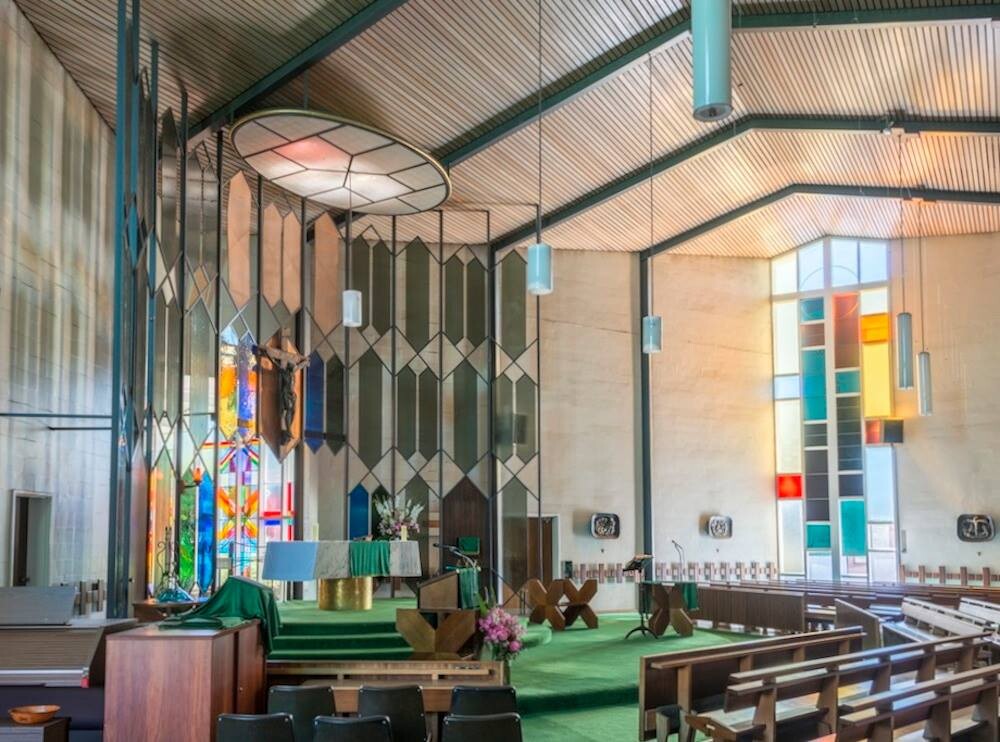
[313,715,393,742]
[357,686,427,742]
[217,713,295,742]
[268,685,336,742]
[450,686,518,716]
[441,713,523,742]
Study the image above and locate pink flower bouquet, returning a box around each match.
[478,605,526,662]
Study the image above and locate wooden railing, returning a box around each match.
[900,564,998,588]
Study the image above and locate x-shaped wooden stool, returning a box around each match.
[525,578,599,631]
[647,583,694,637]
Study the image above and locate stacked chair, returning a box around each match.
[216,684,522,742]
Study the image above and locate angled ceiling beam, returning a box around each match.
[189,0,408,139]
[438,4,1000,168]
[490,115,1000,251]
[641,183,1000,259]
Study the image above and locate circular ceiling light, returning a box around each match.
[231,109,451,215]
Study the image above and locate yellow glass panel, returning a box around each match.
[862,341,892,417]
[860,313,889,343]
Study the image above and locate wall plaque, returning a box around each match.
[957,514,995,542]
[706,515,733,539]
[590,513,621,539]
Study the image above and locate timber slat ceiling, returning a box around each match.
[14,0,1000,255]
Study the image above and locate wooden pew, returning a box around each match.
[696,586,807,633]
[685,634,991,742]
[834,599,883,649]
[960,596,1000,625]
[900,597,996,637]
[837,664,1000,741]
[637,627,863,740]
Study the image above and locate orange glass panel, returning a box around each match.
[862,341,892,417]
[860,313,890,343]
[777,474,803,499]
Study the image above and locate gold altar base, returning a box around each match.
[318,576,373,611]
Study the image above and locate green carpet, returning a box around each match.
[271,599,415,660]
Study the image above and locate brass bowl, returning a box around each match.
[8,705,60,724]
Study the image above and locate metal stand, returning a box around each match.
[625,576,657,639]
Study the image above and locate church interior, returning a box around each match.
[1,0,1000,740]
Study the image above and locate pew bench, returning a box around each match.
[959,597,1000,626]
[639,627,864,740]
[837,664,1000,741]
[901,598,996,637]
[684,634,992,742]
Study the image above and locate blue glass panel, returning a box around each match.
[840,499,867,556]
[304,352,324,452]
[800,297,824,322]
[348,485,370,540]
[836,369,861,394]
[197,473,215,591]
[806,523,832,549]
[802,349,827,421]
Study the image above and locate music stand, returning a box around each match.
[624,554,655,639]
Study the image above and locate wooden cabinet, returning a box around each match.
[104,621,264,742]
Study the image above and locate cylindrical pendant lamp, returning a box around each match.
[527,242,553,295]
[692,0,733,121]
[896,312,914,389]
[343,289,363,328]
[917,350,933,416]
[642,315,662,354]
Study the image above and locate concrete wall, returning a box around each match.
[891,232,1000,571]
[539,251,640,611]
[0,1,114,586]
[649,254,777,568]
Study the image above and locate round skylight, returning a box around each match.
[231,109,451,215]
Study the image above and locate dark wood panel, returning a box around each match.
[441,478,491,572]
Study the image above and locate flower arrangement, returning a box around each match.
[373,494,424,540]
[478,604,526,662]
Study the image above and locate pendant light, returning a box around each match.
[642,54,662,354]
[895,132,914,389]
[527,0,553,295]
[343,173,363,327]
[692,0,733,121]
[916,200,932,416]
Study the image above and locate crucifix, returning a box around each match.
[256,338,309,446]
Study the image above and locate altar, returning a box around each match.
[263,540,421,611]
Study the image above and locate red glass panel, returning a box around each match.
[866,419,883,444]
[776,474,803,499]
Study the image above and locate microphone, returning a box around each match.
[432,543,478,568]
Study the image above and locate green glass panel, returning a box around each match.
[178,467,198,588]
[418,368,438,462]
[515,374,537,464]
[404,238,430,349]
[351,236,370,330]
[835,369,861,395]
[500,253,526,358]
[840,499,867,557]
[372,239,391,334]
[453,361,479,472]
[800,297,824,322]
[325,353,345,454]
[501,478,529,590]
[466,258,487,347]
[802,349,827,421]
[494,375,514,462]
[444,255,464,345]
[397,367,417,459]
[806,523,831,549]
[358,349,383,469]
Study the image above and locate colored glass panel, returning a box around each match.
[798,241,824,291]
[865,419,882,444]
[515,374,537,464]
[495,375,514,463]
[219,326,239,439]
[418,368,438,462]
[840,499,867,556]
[771,251,797,295]
[801,349,827,421]
[774,375,800,400]
[836,370,861,394]
[325,355,345,454]
[466,258,487,347]
[404,238,431,349]
[836,396,863,471]
[444,255,464,344]
[803,422,827,448]
[805,473,829,499]
[864,446,896,522]
[196,471,215,592]
[776,474,803,499]
[775,400,802,472]
[859,241,888,283]
[236,334,257,439]
[371,240,391,335]
[806,523,831,549]
[833,293,860,368]
[860,313,890,343]
[500,252,527,358]
[800,323,824,348]
[453,361,480,472]
[348,485,369,540]
[358,349,384,470]
[397,367,417,459]
[773,301,799,375]
[806,498,829,521]
[860,287,888,315]
[839,473,864,498]
[830,238,858,287]
[799,297,824,322]
[862,341,892,417]
[778,500,805,575]
[304,352,324,452]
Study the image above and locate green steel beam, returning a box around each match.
[438,4,999,168]
[490,115,1000,251]
[642,183,1000,258]
[189,0,408,139]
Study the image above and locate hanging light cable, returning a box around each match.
[527,0,553,295]
[895,130,914,389]
[916,201,932,416]
[642,54,662,354]
[343,171,363,327]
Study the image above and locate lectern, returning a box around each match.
[396,569,480,659]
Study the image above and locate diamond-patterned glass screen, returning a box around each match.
[231,110,451,215]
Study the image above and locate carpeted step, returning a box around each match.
[271,632,409,651]
[277,620,400,637]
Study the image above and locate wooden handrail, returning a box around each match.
[649,632,860,671]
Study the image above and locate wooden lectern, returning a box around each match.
[417,571,463,610]
[396,571,478,659]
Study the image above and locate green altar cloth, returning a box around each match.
[349,540,391,576]
[679,581,699,610]
[458,567,480,609]
[160,576,282,653]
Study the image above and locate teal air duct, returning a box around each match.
[692,0,733,121]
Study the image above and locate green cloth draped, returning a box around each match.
[457,568,480,609]
[160,576,281,653]
[680,581,699,610]
[349,541,391,576]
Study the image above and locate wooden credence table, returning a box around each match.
[525,578,598,630]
